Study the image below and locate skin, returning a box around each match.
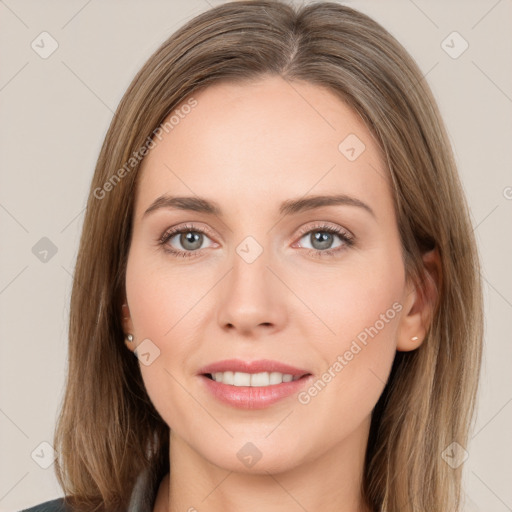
[122,75,438,512]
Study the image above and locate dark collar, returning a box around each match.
[126,465,161,512]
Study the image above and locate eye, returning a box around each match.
[158,223,216,258]
[158,222,355,259]
[295,223,354,258]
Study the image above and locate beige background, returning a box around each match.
[1,0,511,511]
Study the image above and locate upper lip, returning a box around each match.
[198,359,311,377]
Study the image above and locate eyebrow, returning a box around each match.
[143,193,375,219]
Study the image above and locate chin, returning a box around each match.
[190,434,310,476]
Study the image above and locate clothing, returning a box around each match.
[20,466,160,512]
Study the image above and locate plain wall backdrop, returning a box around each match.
[1,0,511,511]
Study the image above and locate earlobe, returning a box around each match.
[396,246,441,352]
[124,333,135,351]
[396,284,425,352]
[121,302,136,351]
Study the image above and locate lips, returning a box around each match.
[197,359,313,409]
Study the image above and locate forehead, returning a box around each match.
[135,76,392,220]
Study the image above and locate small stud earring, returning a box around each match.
[411,336,419,342]
[126,334,134,343]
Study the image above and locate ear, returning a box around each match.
[396,246,441,352]
[121,299,136,351]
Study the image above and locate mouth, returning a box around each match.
[197,359,313,409]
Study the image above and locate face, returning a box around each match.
[123,75,421,474]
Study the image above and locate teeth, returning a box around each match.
[269,371,283,385]
[250,372,269,387]
[210,371,301,386]
[234,372,251,386]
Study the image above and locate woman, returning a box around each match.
[22,1,483,511]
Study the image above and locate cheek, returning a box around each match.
[291,248,404,422]
[292,302,400,458]
[125,243,209,341]
[289,245,405,352]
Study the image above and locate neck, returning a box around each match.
[155,417,373,512]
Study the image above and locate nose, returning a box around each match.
[217,248,288,337]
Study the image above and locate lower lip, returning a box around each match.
[200,374,313,409]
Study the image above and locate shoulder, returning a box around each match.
[20,497,71,512]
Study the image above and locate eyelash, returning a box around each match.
[158,223,355,259]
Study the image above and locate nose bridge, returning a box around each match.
[216,234,286,334]
[232,238,269,294]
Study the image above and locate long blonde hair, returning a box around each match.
[54,1,483,510]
